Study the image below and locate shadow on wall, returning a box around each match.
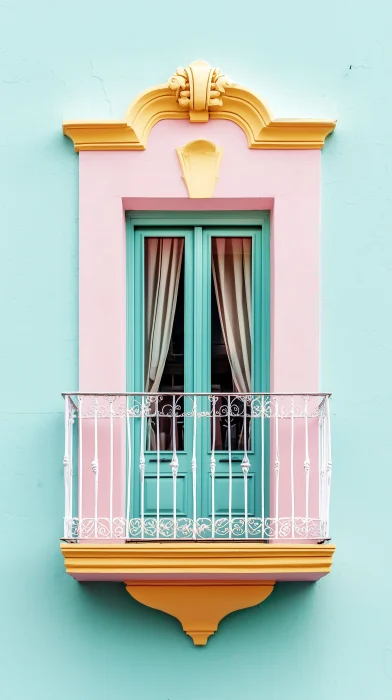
[72,579,320,648]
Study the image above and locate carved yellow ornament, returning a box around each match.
[63,60,336,151]
[168,60,233,122]
[176,140,223,198]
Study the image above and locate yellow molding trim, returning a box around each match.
[60,542,336,577]
[125,580,275,645]
[63,60,336,151]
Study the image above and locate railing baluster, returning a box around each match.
[318,409,321,533]
[304,396,310,537]
[228,396,232,539]
[192,395,197,539]
[210,396,216,539]
[126,397,132,539]
[78,397,83,539]
[92,399,99,538]
[241,396,250,538]
[139,396,145,539]
[274,397,280,537]
[326,396,332,538]
[261,395,265,539]
[170,396,179,539]
[324,407,328,538]
[321,403,329,539]
[321,400,329,539]
[69,402,74,535]
[156,398,160,539]
[109,398,114,538]
[63,396,70,538]
[319,407,325,538]
[290,395,295,539]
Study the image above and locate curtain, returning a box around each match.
[144,237,184,450]
[212,238,252,393]
[144,237,184,392]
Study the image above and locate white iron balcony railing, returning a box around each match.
[62,393,332,542]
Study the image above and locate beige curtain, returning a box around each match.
[212,238,252,393]
[144,237,184,392]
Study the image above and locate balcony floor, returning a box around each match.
[60,541,336,582]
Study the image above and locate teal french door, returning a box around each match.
[127,213,270,538]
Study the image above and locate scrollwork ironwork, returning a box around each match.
[66,517,326,541]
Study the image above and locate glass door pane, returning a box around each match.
[211,237,252,450]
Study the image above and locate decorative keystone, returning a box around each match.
[168,60,233,122]
[176,140,223,198]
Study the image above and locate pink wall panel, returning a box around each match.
[78,118,321,534]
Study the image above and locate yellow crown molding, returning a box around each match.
[125,580,275,645]
[176,140,223,198]
[60,542,335,577]
[63,60,336,151]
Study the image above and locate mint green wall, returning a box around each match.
[1,1,392,698]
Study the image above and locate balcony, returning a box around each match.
[60,392,335,644]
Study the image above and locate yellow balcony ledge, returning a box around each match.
[61,542,335,645]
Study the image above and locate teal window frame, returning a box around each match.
[126,211,270,396]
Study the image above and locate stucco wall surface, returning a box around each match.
[0,1,392,698]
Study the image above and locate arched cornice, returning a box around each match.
[63,60,336,151]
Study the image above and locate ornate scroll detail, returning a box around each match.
[64,516,327,541]
[168,60,234,122]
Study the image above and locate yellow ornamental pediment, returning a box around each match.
[63,60,336,152]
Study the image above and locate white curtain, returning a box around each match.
[212,237,252,393]
[144,237,184,392]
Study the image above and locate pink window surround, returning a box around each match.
[78,118,321,532]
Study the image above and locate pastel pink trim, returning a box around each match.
[78,119,321,533]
